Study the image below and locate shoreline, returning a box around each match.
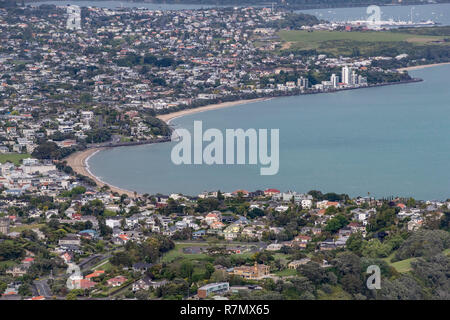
[397,62,450,72]
[64,98,271,197]
[63,66,441,197]
[156,97,271,124]
[65,147,138,197]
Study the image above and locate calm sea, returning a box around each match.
[88,65,450,200]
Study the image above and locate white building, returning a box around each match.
[331,73,339,88]
[341,66,351,85]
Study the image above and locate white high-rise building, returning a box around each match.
[331,74,339,88]
[341,66,351,85]
[351,70,358,85]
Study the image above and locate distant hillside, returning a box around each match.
[16,0,450,10]
[22,0,450,9]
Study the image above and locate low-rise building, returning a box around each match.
[232,263,270,280]
[197,282,229,299]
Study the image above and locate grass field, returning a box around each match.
[278,30,444,44]
[160,243,210,263]
[383,251,416,273]
[389,257,416,273]
[383,248,450,273]
[0,153,31,166]
[276,30,448,55]
[160,242,269,264]
[10,223,45,233]
[274,268,297,277]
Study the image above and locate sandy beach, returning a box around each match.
[397,62,450,72]
[65,147,138,197]
[156,97,271,124]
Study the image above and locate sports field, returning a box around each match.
[277,30,447,54]
[0,153,31,165]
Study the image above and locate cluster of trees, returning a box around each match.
[0,239,25,262]
[324,214,349,233]
[0,234,66,284]
[31,141,82,160]
[235,245,449,300]
[155,279,189,300]
[115,53,178,68]
[110,235,174,267]
[84,128,112,144]
[393,229,450,261]
[360,69,412,84]
[379,253,449,299]
[307,190,349,202]
[59,186,87,198]
[265,13,320,29]
[142,115,171,137]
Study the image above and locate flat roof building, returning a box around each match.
[197,282,229,299]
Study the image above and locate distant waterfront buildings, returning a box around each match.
[341,66,367,87]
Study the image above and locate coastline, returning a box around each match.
[65,98,270,197]
[156,97,271,124]
[65,147,138,197]
[397,62,450,72]
[63,65,444,197]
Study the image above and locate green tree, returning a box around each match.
[180,261,194,281]
[346,232,365,255]
[0,281,7,294]
[324,214,348,233]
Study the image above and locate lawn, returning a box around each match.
[276,30,447,55]
[10,223,45,233]
[383,252,416,273]
[383,248,450,273]
[389,257,417,273]
[0,153,31,166]
[160,242,263,264]
[274,268,297,277]
[160,243,210,263]
[278,30,444,46]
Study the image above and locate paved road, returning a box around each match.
[33,279,52,297]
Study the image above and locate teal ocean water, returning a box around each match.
[88,65,450,200]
